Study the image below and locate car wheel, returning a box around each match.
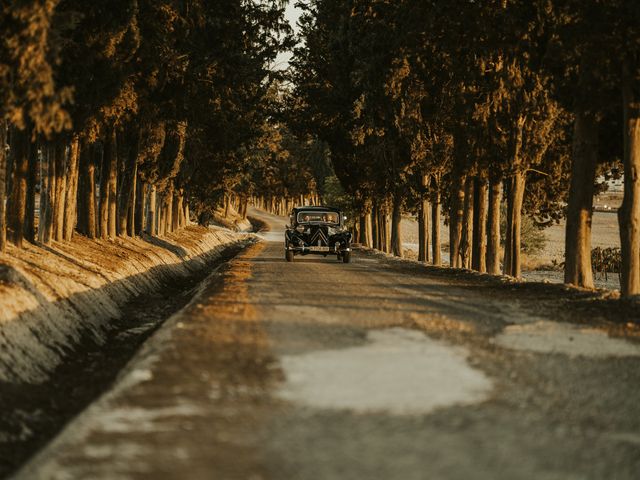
[342,251,351,263]
[286,249,294,262]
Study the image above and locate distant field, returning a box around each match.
[400,206,621,290]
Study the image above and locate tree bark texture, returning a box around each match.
[127,164,137,236]
[8,128,29,248]
[135,179,146,235]
[0,120,7,252]
[449,173,465,268]
[564,110,598,288]
[472,177,488,272]
[63,136,80,241]
[79,143,97,238]
[25,137,38,243]
[431,177,441,266]
[41,144,56,244]
[503,171,526,277]
[107,130,118,239]
[99,138,110,238]
[486,177,502,275]
[391,194,403,257]
[371,204,379,250]
[147,185,157,235]
[460,177,474,269]
[53,141,67,242]
[359,211,373,247]
[618,62,640,297]
[172,190,181,231]
[118,140,137,236]
[418,175,429,262]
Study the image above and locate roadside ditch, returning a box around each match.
[0,233,254,478]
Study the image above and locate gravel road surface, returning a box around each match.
[14,208,640,480]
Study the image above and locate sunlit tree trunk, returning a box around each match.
[431,177,441,266]
[503,171,526,277]
[184,201,190,226]
[41,144,55,244]
[147,184,157,235]
[78,142,97,238]
[8,128,30,248]
[460,177,474,269]
[172,189,181,231]
[418,175,429,262]
[486,177,502,275]
[135,179,146,235]
[371,203,379,249]
[24,137,38,243]
[618,61,640,297]
[107,130,118,239]
[564,110,598,288]
[99,137,110,238]
[0,120,7,252]
[166,190,174,233]
[449,173,465,268]
[472,177,488,273]
[118,142,137,236]
[53,140,68,242]
[63,136,80,241]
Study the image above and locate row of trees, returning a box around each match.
[0,0,316,251]
[289,0,640,297]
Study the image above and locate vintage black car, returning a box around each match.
[285,206,352,263]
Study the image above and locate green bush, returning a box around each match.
[500,205,547,255]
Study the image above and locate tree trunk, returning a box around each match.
[53,140,67,242]
[486,177,502,275]
[472,177,488,273]
[78,142,97,238]
[25,137,38,243]
[564,110,598,288]
[107,130,118,239]
[224,194,230,218]
[118,141,137,236]
[391,194,403,257]
[41,144,56,244]
[127,164,137,236]
[172,190,181,231]
[147,185,157,235]
[63,136,80,241]
[418,175,429,262]
[0,120,7,252]
[503,171,526,277]
[8,128,29,248]
[380,209,391,253]
[99,138,110,238]
[135,179,146,235]
[371,203,379,250]
[460,177,474,269]
[431,183,441,266]
[359,212,373,247]
[166,191,174,233]
[618,62,640,297]
[449,173,465,268]
[184,201,190,226]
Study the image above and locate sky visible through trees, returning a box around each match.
[0,0,639,298]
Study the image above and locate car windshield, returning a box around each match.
[297,211,339,225]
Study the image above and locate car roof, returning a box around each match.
[292,206,340,214]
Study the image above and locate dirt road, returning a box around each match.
[14,209,640,479]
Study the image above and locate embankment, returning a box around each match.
[0,225,250,384]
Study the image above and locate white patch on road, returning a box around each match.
[495,321,640,357]
[277,327,492,415]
